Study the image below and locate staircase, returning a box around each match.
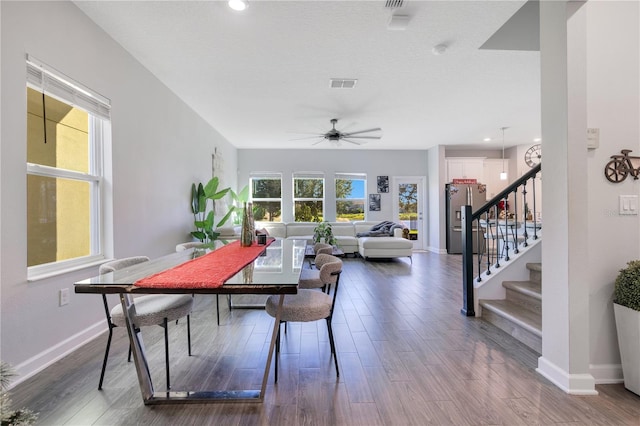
[479,262,542,353]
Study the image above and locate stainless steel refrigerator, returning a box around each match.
[445,183,487,254]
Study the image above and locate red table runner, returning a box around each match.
[134,239,275,289]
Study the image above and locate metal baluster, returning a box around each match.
[484,212,492,276]
[475,217,482,283]
[503,195,510,262]
[494,204,501,268]
[522,182,529,246]
[532,174,539,240]
[513,187,519,254]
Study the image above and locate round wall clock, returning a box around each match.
[524,144,542,168]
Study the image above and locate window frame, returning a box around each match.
[250,173,283,223]
[335,173,367,222]
[26,56,110,280]
[292,172,325,222]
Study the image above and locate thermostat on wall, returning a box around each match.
[587,128,600,149]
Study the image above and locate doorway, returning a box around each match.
[392,176,425,250]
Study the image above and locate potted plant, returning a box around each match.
[613,260,640,396]
[228,185,250,225]
[1,362,38,424]
[313,221,336,245]
[190,177,231,249]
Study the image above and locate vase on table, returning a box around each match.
[241,202,254,247]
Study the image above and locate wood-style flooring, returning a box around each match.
[9,252,640,425]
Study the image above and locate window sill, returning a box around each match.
[27,257,108,282]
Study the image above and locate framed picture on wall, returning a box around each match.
[369,193,381,211]
[377,176,389,193]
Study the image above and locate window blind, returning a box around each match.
[26,54,111,120]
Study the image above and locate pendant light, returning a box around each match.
[500,127,508,180]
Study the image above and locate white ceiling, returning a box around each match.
[74,0,541,150]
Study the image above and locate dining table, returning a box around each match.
[74,238,306,405]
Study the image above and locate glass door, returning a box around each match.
[392,177,425,250]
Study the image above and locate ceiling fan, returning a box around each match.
[293,118,382,146]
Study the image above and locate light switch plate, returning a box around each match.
[619,195,638,215]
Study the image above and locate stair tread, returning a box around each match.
[479,299,542,336]
[526,262,542,272]
[503,280,541,299]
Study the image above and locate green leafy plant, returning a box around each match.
[614,260,640,311]
[1,362,38,425]
[313,221,336,245]
[228,185,250,225]
[190,177,231,248]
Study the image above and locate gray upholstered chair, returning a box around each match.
[98,256,193,390]
[175,241,206,252]
[313,242,333,256]
[298,253,341,291]
[265,255,343,382]
[175,242,224,325]
[308,243,333,268]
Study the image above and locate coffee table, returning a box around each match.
[304,244,344,258]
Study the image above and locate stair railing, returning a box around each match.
[461,164,542,316]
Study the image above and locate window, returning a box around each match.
[293,173,324,222]
[26,55,110,279]
[335,173,366,222]
[250,173,282,222]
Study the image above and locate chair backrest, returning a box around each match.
[99,256,149,275]
[318,254,343,287]
[175,242,205,252]
[314,243,333,256]
[99,256,149,323]
[322,256,343,317]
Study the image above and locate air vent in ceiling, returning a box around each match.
[329,78,358,89]
[385,0,404,8]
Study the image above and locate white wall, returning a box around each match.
[0,1,237,381]
[427,145,446,253]
[585,0,640,383]
[237,148,428,223]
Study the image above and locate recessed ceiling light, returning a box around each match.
[228,0,248,11]
[483,137,491,142]
[534,137,541,142]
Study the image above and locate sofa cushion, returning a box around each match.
[286,222,318,237]
[359,236,413,250]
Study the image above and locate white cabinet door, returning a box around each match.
[446,158,485,182]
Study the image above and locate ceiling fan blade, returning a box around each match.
[289,135,327,141]
[311,139,326,146]
[342,139,365,145]
[341,135,381,140]
[341,127,382,136]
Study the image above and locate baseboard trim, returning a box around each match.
[536,356,598,395]
[10,321,106,389]
[427,246,447,254]
[590,363,624,384]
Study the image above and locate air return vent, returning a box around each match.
[329,78,358,89]
[385,0,403,8]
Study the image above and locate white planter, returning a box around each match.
[613,303,640,396]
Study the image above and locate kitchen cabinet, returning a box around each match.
[445,158,485,182]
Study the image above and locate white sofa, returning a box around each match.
[255,221,413,261]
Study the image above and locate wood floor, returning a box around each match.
[10,252,640,425]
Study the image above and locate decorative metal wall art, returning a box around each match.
[604,149,640,183]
